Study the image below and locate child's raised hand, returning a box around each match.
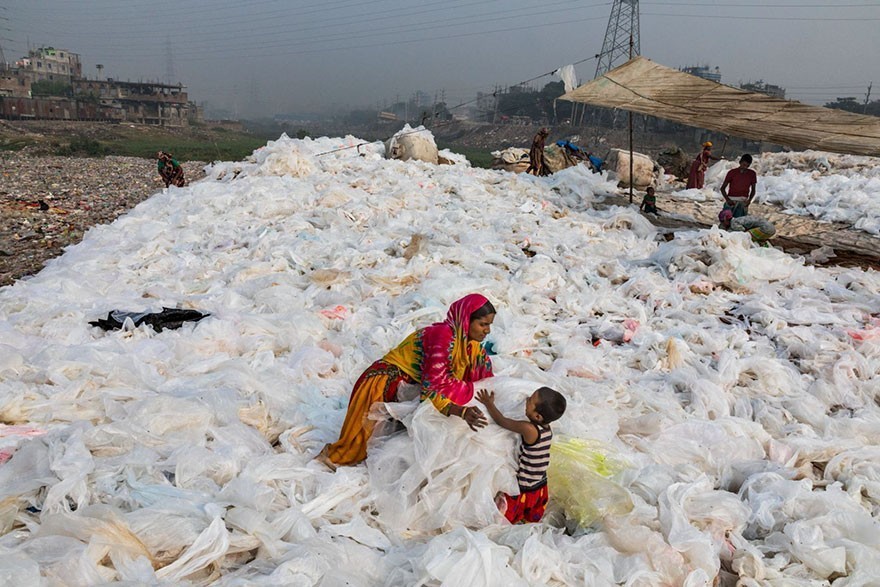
[475,389,494,405]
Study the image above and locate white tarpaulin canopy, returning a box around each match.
[560,56,880,157]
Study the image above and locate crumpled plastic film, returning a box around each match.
[2,134,880,584]
[548,436,634,528]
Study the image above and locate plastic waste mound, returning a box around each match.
[491,147,529,173]
[0,133,879,585]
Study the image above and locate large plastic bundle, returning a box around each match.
[384,124,439,164]
[548,437,633,527]
[603,148,658,189]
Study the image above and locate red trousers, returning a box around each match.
[501,484,549,524]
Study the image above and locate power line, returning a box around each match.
[101,14,612,63]
[10,0,401,25]
[12,0,605,57]
[643,12,880,20]
[9,0,497,43]
[646,1,880,6]
[314,54,599,157]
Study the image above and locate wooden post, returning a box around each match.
[628,33,634,203]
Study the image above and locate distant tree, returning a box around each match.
[498,85,541,120]
[432,102,452,122]
[345,109,378,125]
[496,81,574,124]
[31,80,73,97]
[825,96,880,117]
[295,129,310,139]
[539,81,573,124]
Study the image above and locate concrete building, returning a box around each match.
[16,47,82,83]
[0,46,200,125]
[740,80,786,99]
[0,72,30,97]
[74,79,196,126]
[681,65,722,84]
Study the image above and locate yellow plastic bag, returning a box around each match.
[548,436,634,527]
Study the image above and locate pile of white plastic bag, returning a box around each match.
[0,130,879,585]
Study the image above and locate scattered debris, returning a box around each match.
[0,154,206,286]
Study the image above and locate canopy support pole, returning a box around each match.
[628,33,634,203]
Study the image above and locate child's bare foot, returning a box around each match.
[495,492,508,515]
[315,445,338,471]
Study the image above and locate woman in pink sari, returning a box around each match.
[318,294,495,468]
[686,141,720,189]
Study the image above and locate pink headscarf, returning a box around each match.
[383,293,494,406]
[442,293,490,341]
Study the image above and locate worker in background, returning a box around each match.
[526,128,551,176]
[686,141,721,189]
[157,151,185,188]
[720,153,757,217]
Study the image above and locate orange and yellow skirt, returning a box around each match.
[324,361,414,466]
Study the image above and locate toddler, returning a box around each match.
[640,186,658,214]
[476,386,566,524]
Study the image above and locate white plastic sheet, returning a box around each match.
[0,134,879,584]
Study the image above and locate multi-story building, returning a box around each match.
[0,46,200,125]
[740,80,786,99]
[16,47,82,83]
[681,65,722,84]
[73,79,194,126]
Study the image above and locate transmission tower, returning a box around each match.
[595,0,640,78]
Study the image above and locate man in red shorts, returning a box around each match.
[720,153,757,217]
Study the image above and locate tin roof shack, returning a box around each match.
[73,79,195,126]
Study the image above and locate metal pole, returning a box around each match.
[628,32,634,203]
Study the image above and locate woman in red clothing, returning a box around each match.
[318,294,496,469]
[686,141,721,189]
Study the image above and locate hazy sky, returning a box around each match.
[4,0,879,118]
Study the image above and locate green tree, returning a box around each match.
[539,81,573,124]
[345,109,378,125]
[31,80,73,97]
[496,82,573,123]
[825,97,880,117]
[432,102,452,122]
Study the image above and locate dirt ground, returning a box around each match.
[0,154,206,286]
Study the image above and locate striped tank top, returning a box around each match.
[516,424,553,491]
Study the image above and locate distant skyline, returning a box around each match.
[3,0,879,117]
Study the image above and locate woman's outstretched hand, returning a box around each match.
[462,405,488,430]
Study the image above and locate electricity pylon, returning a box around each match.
[595,0,640,78]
